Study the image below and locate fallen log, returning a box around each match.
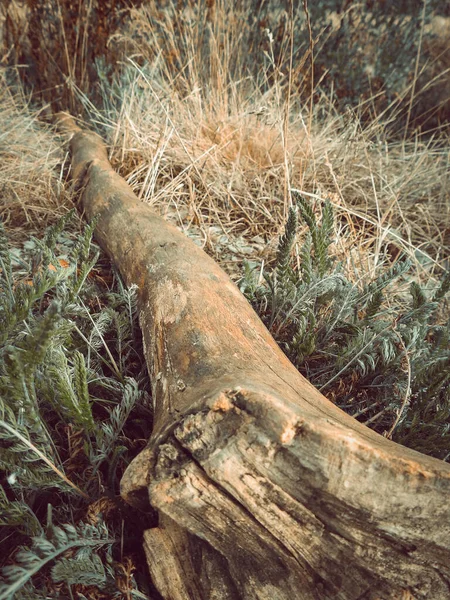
[56,112,450,600]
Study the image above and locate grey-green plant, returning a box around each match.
[0,215,152,598]
[0,506,115,600]
[240,190,450,459]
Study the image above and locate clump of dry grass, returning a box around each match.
[0,0,448,285]
[84,1,450,283]
[0,0,448,281]
[0,72,74,243]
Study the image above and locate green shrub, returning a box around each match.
[240,191,450,459]
[0,213,153,599]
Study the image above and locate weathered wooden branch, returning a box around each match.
[57,112,450,600]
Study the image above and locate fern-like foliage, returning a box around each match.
[267,206,299,327]
[0,215,153,598]
[0,507,115,600]
[275,206,298,288]
[240,192,450,460]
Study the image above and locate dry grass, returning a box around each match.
[0,72,75,243]
[75,1,450,284]
[1,1,449,285]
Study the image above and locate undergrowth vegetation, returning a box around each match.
[0,0,450,597]
[91,1,450,272]
[241,192,450,459]
[0,215,155,599]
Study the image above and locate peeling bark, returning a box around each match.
[57,113,450,600]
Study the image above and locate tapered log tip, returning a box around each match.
[54,112,83,135]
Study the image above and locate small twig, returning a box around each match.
[350,401,379,419]
[363,405,392,427]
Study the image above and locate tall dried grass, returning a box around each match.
[0,72,74,242]
[0,0,449,281]
[81,1,450,282]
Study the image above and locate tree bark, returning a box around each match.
[56,113,450,600]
